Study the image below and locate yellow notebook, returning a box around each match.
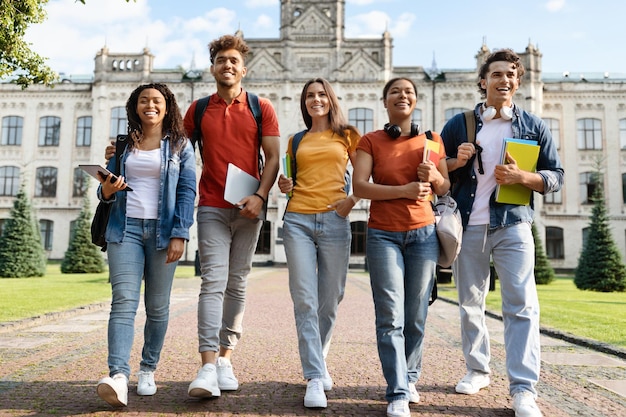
[423,138,441,165]
[495,138,540,205]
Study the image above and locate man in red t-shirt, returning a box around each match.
[184,34,280,399]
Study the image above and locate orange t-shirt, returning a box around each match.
[357,129,446,232]
[183,90,280,207]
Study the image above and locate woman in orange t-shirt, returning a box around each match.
[352,77,449,417]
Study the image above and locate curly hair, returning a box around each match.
[477,49,526,98]
[125,83,187,154]
[209,34,250,64]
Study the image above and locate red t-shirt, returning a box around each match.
[184,90,280,207]
[357,129,446,232]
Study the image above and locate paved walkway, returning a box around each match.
[0,267,625,416]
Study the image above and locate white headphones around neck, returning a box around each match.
[482,102,513,121]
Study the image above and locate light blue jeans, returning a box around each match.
[453,222,540,396]
[106,218,177,378]
[197,206,263,353]
[366,225,438,402]
[283,211,351,380]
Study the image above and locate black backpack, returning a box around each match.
[191,92,264,175]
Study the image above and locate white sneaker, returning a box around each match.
[304,378,327,408]
[322,368,333,391]
[455,370,490,395]
[97,373,128,407]
[512,391,543,417]
[188,363,221,398]
[386,399,410,417]
[216,357,239,391]
[408,383,420,403]
[137,370,157,396]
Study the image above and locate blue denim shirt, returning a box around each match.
[440,103,564,230]
[97,138,197,250]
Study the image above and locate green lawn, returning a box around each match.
[0,264,197,323]
[438,276,626,349]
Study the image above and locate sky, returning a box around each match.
[24,0,626,78]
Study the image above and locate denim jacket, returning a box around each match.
[440,103,564,230]
[97,138,197,250]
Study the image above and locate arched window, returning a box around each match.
[35,167,57,197]
[348,108,373,135]
[38,116,61,146]
[76,116,92,146]
[2,116,23,146]
[110,107,127,138]
[543,117,560,150]
[577,118,602,150]
[444,107,469,123]
[39,219,54,251]
[0,166,20,196]
[545,227,564,259]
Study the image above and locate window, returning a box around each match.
[579,172,600,204]
[544,189,562,204]
[350,221,367,256]
[69,219,78,242]
[545,227,564,259]
[76,116,92,146]
[0,166,20,196]
[582,227,590,252]
[110,107,127,138]
[39,219,53,251]
[255,221,271,255]
[543,118,560,150]
[73,167,89,197]
[577,118,602,150]
[38,116,61,146]
[348,108,373,136]
[2,116,23,146]
[444,107,469,122]
[412,109,423,128]
[35,167,57,197]
[620,119,626,149]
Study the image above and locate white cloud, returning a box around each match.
[345,11,389,37]
[545,0,566,12]
[245,0,279,7]
[254,14,274,31]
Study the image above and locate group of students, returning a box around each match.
[93,33,562,417]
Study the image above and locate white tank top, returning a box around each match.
[125,149,161,219]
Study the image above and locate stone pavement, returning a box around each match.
[0,267,625,416]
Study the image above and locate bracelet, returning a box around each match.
[253,192,266,204]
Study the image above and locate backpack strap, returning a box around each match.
[191,96,210,162]
[290,130,308,187]
[464,110,476,144]
[425,130,433,140]
[246,92,264,175]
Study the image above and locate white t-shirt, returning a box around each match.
[125,149,161,219]
[468,117,513,225]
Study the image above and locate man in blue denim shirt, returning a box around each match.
[441,49,563,417]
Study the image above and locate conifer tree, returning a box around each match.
[575,165,626,292]
[0,184,47,278]
[61,195,105,274]
[532,223,555,285]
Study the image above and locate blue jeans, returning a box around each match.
[366,225,438,402]
[197,206,263,352]
[283,211,351,380]
[453,223,540,396]
[106,218,177,378]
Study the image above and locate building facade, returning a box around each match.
[1,0,625,270]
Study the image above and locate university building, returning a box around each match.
[1,0,625,271]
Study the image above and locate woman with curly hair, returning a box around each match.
[96,83,196,407]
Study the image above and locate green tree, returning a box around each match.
[61,195,105,274]
[1,0,133,89]
[532,223,555,285]
[575,166,626,292]
[0,184,47,278]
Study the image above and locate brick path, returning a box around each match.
[0,267,625,416]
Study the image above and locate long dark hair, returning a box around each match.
[300,78,358,139]
[125,83,187,153]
